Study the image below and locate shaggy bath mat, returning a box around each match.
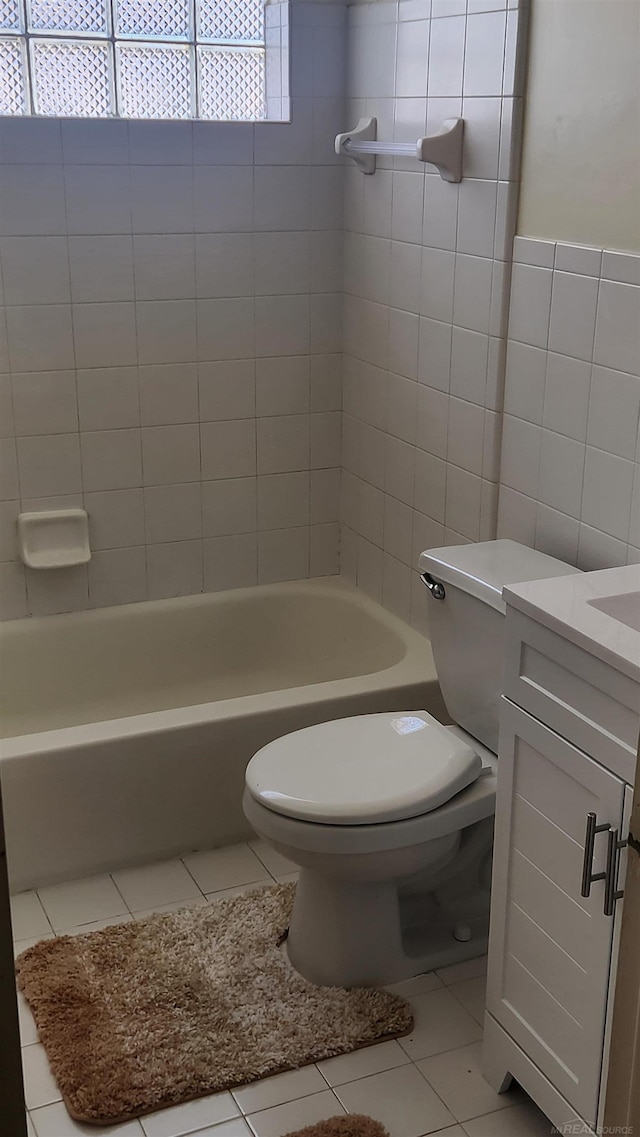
[284,1117,389,1137]
[16,882,412,1126]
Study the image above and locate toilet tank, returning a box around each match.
[418,540,582,754]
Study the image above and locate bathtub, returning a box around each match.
[0,576,445,892]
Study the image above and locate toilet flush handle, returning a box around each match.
[420,571,446,600]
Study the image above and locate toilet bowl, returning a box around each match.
[244,540,582,988]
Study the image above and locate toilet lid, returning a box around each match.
[245,712,482,825]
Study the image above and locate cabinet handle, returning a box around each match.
[604,828,626,916]
[581,812,610,897]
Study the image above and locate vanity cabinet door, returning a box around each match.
[486,699,627,1129]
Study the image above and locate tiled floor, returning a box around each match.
[11,841,557,1137]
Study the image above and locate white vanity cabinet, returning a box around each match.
[484,599,639,1135]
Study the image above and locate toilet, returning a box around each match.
[243,540,582,988]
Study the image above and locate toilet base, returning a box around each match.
[286,866,490,988]
[286,816,493,988]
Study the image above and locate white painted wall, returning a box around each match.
[518,0,640,253]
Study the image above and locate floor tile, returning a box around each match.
[10,892,53,941]
[334,1065,455,1137]
[248,839,298,879]
[60,914,134,936]
[436,955,488,986]
[247,1090,344,1137]
[385,971,443,998]
[205,882,273,904]
[449,976,486,1026]
[17,990,39,1046]
[462,1100,556,1137]
[141,1091,239,1137]
[14,935,55,959]
[21,1044,62,1110]
[182,844,271,894]
[273,871,299,884]
[112,859,203,912]
[27,1115,37,1137]
[317,1040,410,1087]
[233,1067,326,1115]
[196,1122,253,1137]
[37,874,128,932]
[418,1042,523,1122]
[30,1100,144,1135]
[132,897,208,920]
[398,987,483,1061]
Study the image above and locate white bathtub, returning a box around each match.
[0,577,445,892]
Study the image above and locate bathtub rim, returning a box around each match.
[0,576,437,760]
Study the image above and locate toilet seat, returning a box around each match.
[245,711,483,825]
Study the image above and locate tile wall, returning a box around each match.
[339,0,526,632]
[498,238,640,569]
[0,0,347,619]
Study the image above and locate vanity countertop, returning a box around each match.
[503,563,640,685]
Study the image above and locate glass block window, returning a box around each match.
[0,0,267,119]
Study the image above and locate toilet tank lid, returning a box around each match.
[419,539,582,614]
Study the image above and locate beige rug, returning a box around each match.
[16,882,412,1126]
[285,1117,389,1137]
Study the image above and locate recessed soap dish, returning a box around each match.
[18,509,91,570]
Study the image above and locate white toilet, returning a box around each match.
[243,540,581,988]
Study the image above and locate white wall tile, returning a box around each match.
[81,428,142,492]
[0,164,66,236]
[554,243,602,277]
[593,279,640,375]
[12,371,78,436]
[428,16,466,97]
[144,483,203,544]
[130,165,194,234]
[139,363,199,427]
[421,248,455,322]
[258,526,310,584]
[88,546,147,608]
[453,254,493,333]
[423,174,458,251]
[601,251,640,286]
[512,236,555,269]
[85,488,145,550]
[197,298,255,361]
[69,236,135,303]
[500,414,540,497]
[1,237,70,305]
[203,478,257,538]
[257,415,310,474]
[73,302,138,368]
[507,262,552,348]
[396,18,429,98]
[256,356,310,417]
[581,447,635,541]
[204,533,258,591]
[194,166,254,232]
[587,365,640,460]
[17,434,82,498]
[64,165,132,235]
[463,11,507,97]
[201,419,256,480]
[548,271,598,361]
[537,429,585,519]
[141,424,200,486]
[77,367,140,431]
[195,234,254,299]
[258,472,310,530]
[542,353,591,441]
[146,539,203,599]
[456,180,498,259]
[137,300,197,366]
[6,306,74,373]
[503,340,546,424]
[133,235,196,301]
